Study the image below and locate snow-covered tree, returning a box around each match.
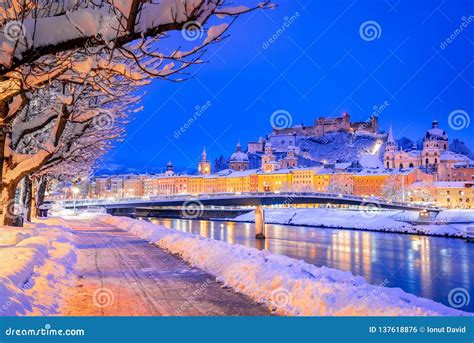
[0,0,273,225]
[407,181,437,204]
[380,175,405,202]
[327,174,353,195]
[1,80,135,225]
[28,119,122,218]
[0,0,273,102]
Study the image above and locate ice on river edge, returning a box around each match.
[233,208,474,239]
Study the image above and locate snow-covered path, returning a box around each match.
[59,219,269,316]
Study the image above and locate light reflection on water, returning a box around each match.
[148,217,473,312]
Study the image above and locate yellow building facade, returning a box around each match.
[410,181,473,208]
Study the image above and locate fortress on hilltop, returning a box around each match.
[271,112,378,137]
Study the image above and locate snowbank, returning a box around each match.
[233,208,473,238]
[97,215,469,316]
[436,209,474,223]
[0,220,76,316]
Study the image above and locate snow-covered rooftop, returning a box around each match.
[440,151,472,162]
[356,168,416,176]
[359,154,384,169]
[412,181,473,188]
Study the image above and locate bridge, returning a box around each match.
[56,192,439,239]
[58,191,436,212]
[58,192,440,239]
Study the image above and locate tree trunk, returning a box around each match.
[29,176,47,219]
[22,177,32,222]
[0,181,19,226]
[0,101,7,224]
[0,132,5,225]
[30,178,37,219]
[36,177,47,212]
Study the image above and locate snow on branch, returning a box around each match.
[3,78,136,188]
[0,0,274,76]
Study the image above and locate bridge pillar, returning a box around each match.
[255,205,265,239]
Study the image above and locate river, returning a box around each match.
[145,217,473,312]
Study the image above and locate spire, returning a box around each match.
[201,146,207,161]
[387,125,395,144]
[236,140,242,152]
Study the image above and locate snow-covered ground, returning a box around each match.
[0,219,76,316]
[233,208,474,239]
[96,214,470,316]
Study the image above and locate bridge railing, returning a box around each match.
[52,191,438,211]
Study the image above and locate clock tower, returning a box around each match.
[198,147,211,175]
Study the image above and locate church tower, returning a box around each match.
[165,161,174,176]
[384,125,397,169]
[198,147,211,175]
[422,120,448,171]
[280,145,298,169]
[261,143,277,172]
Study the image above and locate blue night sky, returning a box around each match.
[101,0,474,173]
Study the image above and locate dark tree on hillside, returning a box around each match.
[450,139,474,159]
[397,137,415,151]
[213,155,228,172]
[416,139,424,150]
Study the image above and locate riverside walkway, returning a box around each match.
[59,219,269,316]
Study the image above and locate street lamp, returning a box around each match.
[72,186,80,213]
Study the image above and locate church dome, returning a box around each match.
[230,142,249,162]
[230,151,249,162]
[425,120,448,141]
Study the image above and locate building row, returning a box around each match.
[62,164,474,209]
[58,119,474,209]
